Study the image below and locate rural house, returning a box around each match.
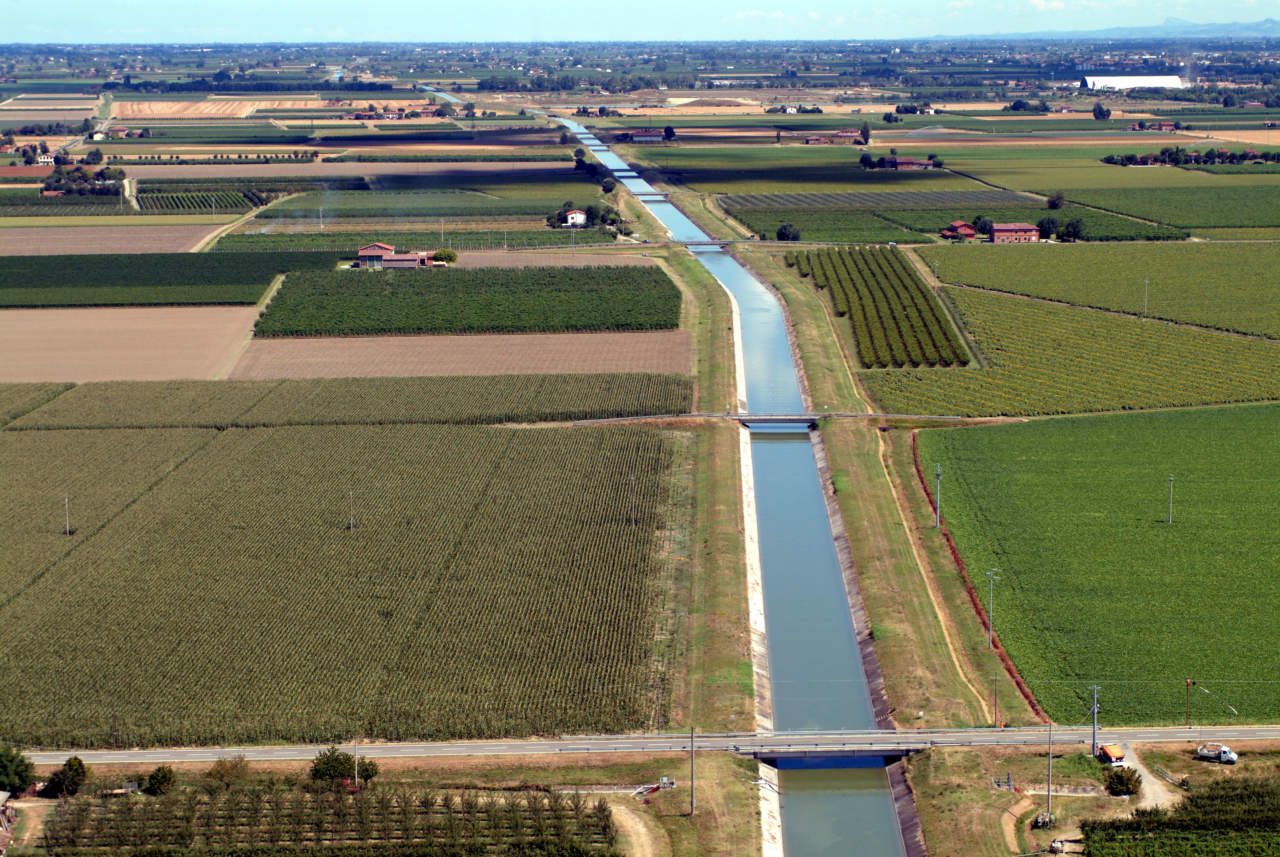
[990,222,1039,244]
[940,220,977,240]
[354,243,444,269]
[803,135,833,145]
[628,129,665,143]
[891,157,932,171]
[564,209,588,228]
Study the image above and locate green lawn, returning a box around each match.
[859,287,1280,416]
[918,243,1280,338]
[917,403,1280,724]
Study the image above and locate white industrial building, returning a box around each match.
[1081,75,1186,90]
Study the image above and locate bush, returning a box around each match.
[43,756,88,797]
[432,248,458,264]
[206,755,251,790]
[1047,191,1065,210]
[776,223,801,241]
[310,747,378,786]
[0,744,35,794]
[1106,766,1143,797]
[144,765,176,796]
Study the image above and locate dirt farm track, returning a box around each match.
[229,330,694,379]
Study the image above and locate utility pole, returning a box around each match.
[985,569,1000,649]
[347,489,355,532]
[1168,474,1175,525]
[354,752,359,790]
[1185,676,1193,727]
[934,463,942,528]
[689,726,696,815]
[1090,685,1101,757]
[1143,276,1149,316]
[64,496,71,536]
[1046,720,1054,821]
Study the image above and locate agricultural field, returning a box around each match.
[942,156,1280,191]
[258,189,579,219]
[917,404,1280,725]
[11,375,694,429]
[919,243,1280,338]
[255,268,682,337]
[859,287,1280,416]
[718,189,1033,210]
[0,251,340,306]
[230,330,694,379]
[632,146,986,193]
[43,785,619,854]
[135,191,254,213]
[0,224,223,255]
[1082,777,1280,856]
[0,388,694,746]
[0,307,259,382]
[1065,186,1280,228]
[216,229,600,251]
[879,204,1186,241]
[787,247,968,367]
[727,207,917,242]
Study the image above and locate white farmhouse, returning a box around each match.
[565,209,588,228]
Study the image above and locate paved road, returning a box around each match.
[27,725,1280,765]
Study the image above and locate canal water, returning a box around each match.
[555,119,905,855]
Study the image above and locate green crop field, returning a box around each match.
[1065,186,1280,228]
[0,417,690,747]
[727,207,918,242]
[0,251,340,307]
[879,205,1186,241]
[136,191,253,213]
[859,287,1280,416]
[255,267,681,337]
[633,147,985,193]
[918,404,1280,724]
[1082,777,1280,855]
[946,157,1280,191]
[10,375,694,430]
[260,189,579,219]
[788,247,968,367]
[0,374,692,747]
[919,243,1280,338]
[719,190,1032,209]
[213,229,593,252]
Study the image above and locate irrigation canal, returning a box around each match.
[557,119,910,857]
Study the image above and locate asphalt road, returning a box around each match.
[27,725,1280,766]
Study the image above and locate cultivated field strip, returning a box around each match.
[919,243,1280,338]
[254,268,682,337]
[920,404,1280,723]
[7,375,695,430]
[860,287,1280,416]
[43,788,617,853]
[0,428,219,598]
[789,247,968,368]
[720,189,1032,209]
[0,422,686,747]
[0,382,69,425]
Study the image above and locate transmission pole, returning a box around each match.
[689,726,695,815]
[64,496,71,537]
[1168,474,1175,525]
[1090,685,1100,757]
[1046,720,1054,821]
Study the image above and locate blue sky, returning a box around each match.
[3,0,1271,42]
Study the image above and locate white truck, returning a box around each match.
[1196,743,1238,764]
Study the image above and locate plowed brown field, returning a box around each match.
[229,330,693,379]
[0,224,221,255]
[122,161,568,179]
[0,306,258,381]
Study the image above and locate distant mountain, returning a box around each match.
[934,17,1280,41]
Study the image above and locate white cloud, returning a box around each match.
[1029,0,1066,9]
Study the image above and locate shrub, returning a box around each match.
[144,765,176,796]
[1106,766,1143,797]
[432,248,458,264]
[776,222,801,241]
[43,756,88,797]
[206,755,251,790]
[310,747,378,787]
[0,744,35,794]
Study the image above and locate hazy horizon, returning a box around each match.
[3,2,1272,43]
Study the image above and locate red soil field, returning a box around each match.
[0,306,258,381]
[0,224,222,255]
[229,330,693,379]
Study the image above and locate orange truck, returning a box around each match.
[1098,744,1126,767]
